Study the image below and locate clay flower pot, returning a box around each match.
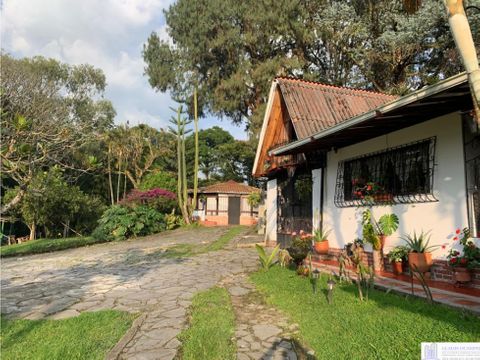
[453,267,472,283]
[314,240,329,254]
[379,234,387,250]
[372,249,384,272]
[392,261,403,275]
[408,252,433,273]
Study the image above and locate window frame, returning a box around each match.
[334,137,437,208]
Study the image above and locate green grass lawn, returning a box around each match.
[163,225,246,258]
[177,287,236,360]
[251,266,480,360]
[0,236,108,258]
[1,310,136,360]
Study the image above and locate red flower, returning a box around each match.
[450,258,457,264]
[460,258,468,265]
[453,236,458,241]
[456,228,461,235]
[441,245,446,249]
[366,185,372,191]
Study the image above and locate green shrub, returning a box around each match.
[287,234,311,266]
[93,205,166,240]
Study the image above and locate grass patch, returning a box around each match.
[178,287,236,360]
[1,310,136,360]
[0,236,110,258]
[251,266,480,360]
[164,225,245,258]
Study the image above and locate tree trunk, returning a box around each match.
[193,87,199,211]
[63,219,70,238]
[123,169,128,199]
[116,155,122,203]
[29,222,36,241]
[181,135,190,223]
[0,187,25,215]
[108,145,114,206]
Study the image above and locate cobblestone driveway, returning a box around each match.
[1,227,260,359]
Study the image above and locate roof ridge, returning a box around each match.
[275,76,397,98]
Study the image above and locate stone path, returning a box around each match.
[1,227,260,359]
[221,274,306,360]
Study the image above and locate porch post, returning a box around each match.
[266,179,277,244]
[312,168,322,232]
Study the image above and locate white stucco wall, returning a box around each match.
[266,179,278,242]
[312,168,322,231]
[322,113,468,259]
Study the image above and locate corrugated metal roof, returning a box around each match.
[276,77,396,140]
[198,180,260,195]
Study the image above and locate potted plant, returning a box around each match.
[287,231,312,266]
[313,228,331,254]
[446,228,480,283]
[387,246,409,275]
[403,230,438,273]
[362,210,399,272]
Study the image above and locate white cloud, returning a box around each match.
[1,0,247,139]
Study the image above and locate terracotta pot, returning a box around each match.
[378,235,387,250]
[314,240,329,254]
[392,261,403,275]
[453,267,472,283]
[408,252,433,273]
[372,249,383,272]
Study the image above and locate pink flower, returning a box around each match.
[299,230,305,235]
[453,236,458,241]
[291,232,297,237]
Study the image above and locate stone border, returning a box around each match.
[106,313,147,360]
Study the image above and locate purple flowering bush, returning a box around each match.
[121,188,178,214]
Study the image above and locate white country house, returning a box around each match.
[253,73,480,287]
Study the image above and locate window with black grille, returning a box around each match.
[334,137,437,207]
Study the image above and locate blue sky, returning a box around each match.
[1,0,248,139]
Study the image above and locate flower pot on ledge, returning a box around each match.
[392,261,403,275]
[408,252,433,273]
[314,240,329,254]
[453,267,472,283]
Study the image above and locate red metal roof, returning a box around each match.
[276,77,397,140]
[198,180,260,195]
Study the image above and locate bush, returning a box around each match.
[121,188,178,214]
[92,205,166,240]
[140,171,177,192]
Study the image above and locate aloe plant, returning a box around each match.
[402,230,438,253]
[255,244,280,270]
[313,228,331,242]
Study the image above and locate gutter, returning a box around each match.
[270,72,468,156]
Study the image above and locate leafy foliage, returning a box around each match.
[143,0,461,134]
[377,214,399,236]
[140,170,177,192]
[93,205,166,240]
[287,234,311,266]
[255,244,280,270]
[387,245,410,263]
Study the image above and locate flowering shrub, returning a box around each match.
[121,188,177,213]
[446,228,480,269]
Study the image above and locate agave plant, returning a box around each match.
[255,244,280,270]
[402,230,438,253]
[313,228,331,242]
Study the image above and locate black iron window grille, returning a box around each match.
[334,137,437,207]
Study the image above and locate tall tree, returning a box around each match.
[143,0,461,136]
[0,54,114,214]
